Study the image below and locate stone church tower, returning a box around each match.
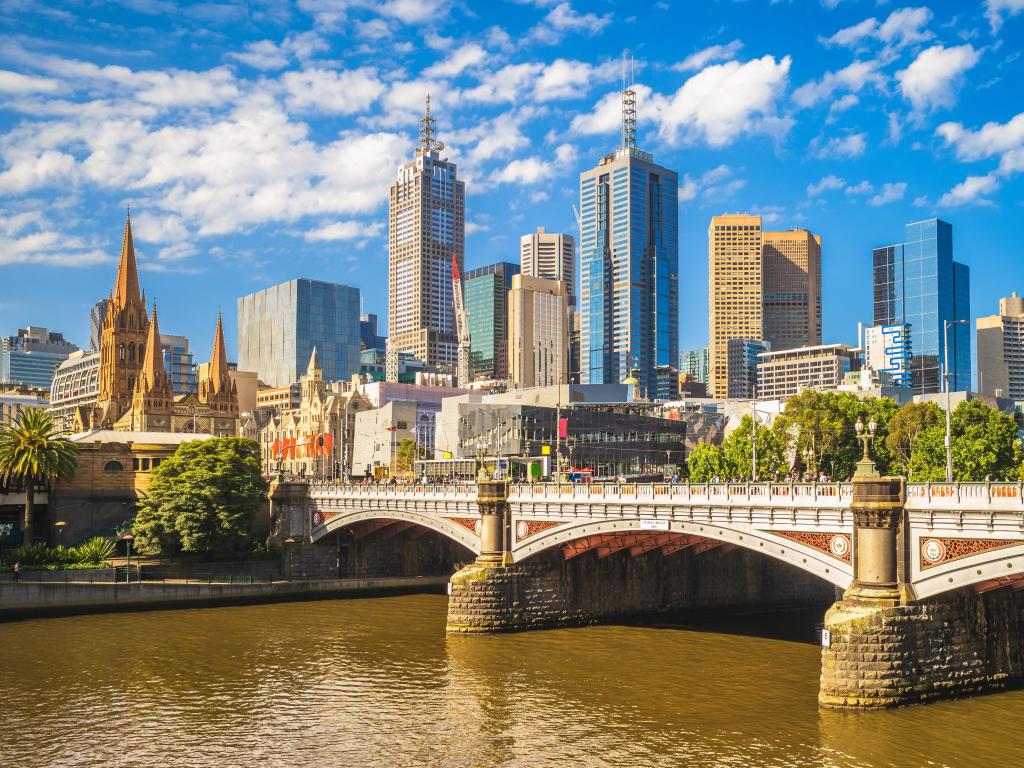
[94,214,149,429]
[198,313,240,435]
[125,302,174,432]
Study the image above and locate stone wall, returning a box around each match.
[820,588,1024,708]
[448,545,837,633]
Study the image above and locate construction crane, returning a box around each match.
[451,253,471,387]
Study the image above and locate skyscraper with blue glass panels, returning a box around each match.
[872,218,970,394]
[579,115,678,399]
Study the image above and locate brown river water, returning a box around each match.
[0,594,1021,767]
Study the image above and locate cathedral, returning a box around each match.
[74,214,240,436]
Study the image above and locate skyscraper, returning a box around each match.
[679,347,709,385]
[977,292,1024,399]
[708,215,823,397]
[89,299,108,352]
[387,96,465,376]
[463,262,519,380]
[237,278,361,388]
[520,227,576,307]
[579,77,678,397]
[507,274,569,389]
[873,218,970,394]
[0,327,79,390]
[160,334,197,395]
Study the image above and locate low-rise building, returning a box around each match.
[1,391,49,426]
[1,326,79,390]
[756,343,861,400]
[351,400,419,479]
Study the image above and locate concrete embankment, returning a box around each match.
[0,575,449,620]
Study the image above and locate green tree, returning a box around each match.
[832,394,899,478]
[395,437,431,474]
[0,408,78,547]
[132,437,268,556]
[909,400,1019,481]
[686,443,731,482]
[773,390,846,479]
[885,401,942,478]
[721,415,787,480]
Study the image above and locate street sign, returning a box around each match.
[821,629,831,648]
[640,519,669,531]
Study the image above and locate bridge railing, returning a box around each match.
[905,482,1024,509]
[508,482,853,506]
[308,483,478,499]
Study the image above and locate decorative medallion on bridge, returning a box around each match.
[450,517,482,536]
[515,520,561,542]
[774,531,852,563]
[920,537,1024,569]
[311,510,337,528]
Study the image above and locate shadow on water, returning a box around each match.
[613,602,832,644]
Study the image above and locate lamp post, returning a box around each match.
[943,318,968,483]
[121,533,134,584]
[54,520,66,548]
[854,417,879,478]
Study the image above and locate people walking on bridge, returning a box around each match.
[11,561,20,582]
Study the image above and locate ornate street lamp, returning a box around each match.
[854,418,879,478]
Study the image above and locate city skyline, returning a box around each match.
[0,1,1022,387]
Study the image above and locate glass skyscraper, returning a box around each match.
[464,262,519,380]
[579,88,678,398]
[872,219,970,394]
[237,278,361,387]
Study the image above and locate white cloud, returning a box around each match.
[533,58,617,101]
[463,63,543,103]
[297,0,447,27]
[658,55,793,147]
[868,181,907,205]
[675,41,743,72]
[229,33,329,71]
[822,7,933,48]
[937,174,1001,206]
[677,165,747,204]
[424,43,486,78]
[936,113,1024,160]
[896,44,980,112]
[986,0,1024,32]
[807,175,846,196]
[132,211,188,243]
[0,69,61,94]
[0,218,109,267]
[530,2,611,44]
[793,60,885,108]
[305,220,382,241]
[282,68,386,114]
[845,180,874,195]
[490,142,576,185]
[812,132,867,159]
[0,148,77,192]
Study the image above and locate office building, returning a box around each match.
[680,347,709,385]
[579,79,678,397]
[360,313,387,351]
[160,334,197,395]
[763,229,822,351]
[756,343,861,400]
[508,274,569,389]
[48,350,100,432]
[520,227,576,307]
[237,278,361,388]
[977,292,1024,400]
[464,262,519,380]
[872,218,970,394]
[862,323,912,388]
[89,300,108,351]
[727,338,770,399]
[1,326,79,390]
[387,96,465,371]
[708,215,822,397]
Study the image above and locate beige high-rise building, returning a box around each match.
[520,227,576,307]
[388,96,465,371]
[708,215,822,398]
[977,291,1024,399]
[763,229,822,351]
[709,214,763,397]
[507,275,569,389]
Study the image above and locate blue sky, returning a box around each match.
[0,0,1022,375]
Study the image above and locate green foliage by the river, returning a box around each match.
[3,537,115,568]
[131,437,268,557]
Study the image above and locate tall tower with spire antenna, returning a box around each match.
[387,95,465,378]
[579,54,680,400]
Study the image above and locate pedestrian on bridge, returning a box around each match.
[11,561,20,582]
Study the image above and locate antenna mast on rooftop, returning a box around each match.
[418,94,445,155]
[621,51,637,149]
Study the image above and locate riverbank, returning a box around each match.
[0,575,449,620]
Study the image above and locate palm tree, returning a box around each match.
[0,408,78,547]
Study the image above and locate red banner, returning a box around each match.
[558,418,568,438]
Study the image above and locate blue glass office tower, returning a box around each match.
[872,219,970,394]
[579,99,678,399]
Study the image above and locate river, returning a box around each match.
[1,595,1022,767]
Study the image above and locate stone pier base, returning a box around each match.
[446,547,837,633]
[819,588,1024,708]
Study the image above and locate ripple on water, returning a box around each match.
[1,596,1023,767]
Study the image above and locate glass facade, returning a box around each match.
[464,262,519,380]
[160,334,196,395]
[580,146,679,397]
[238,278,361,387]
[872,219,970,394]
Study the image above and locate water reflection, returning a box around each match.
[0,596,1022,767]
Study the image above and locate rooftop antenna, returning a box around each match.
[418,94,444,155]
[621,51,637,149]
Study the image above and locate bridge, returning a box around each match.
[302,481,1024,600]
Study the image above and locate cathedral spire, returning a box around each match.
[138,300,167,393]
[113,212,142,310]
[307,346,322,377]
[208,311,230,394]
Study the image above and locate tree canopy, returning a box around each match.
[132,437,268,556]
[908,400,1019,481]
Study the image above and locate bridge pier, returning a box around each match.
[820,476,1024,708]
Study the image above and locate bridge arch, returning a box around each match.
[311,506,481,556]
[912,541,1024,599]
[511,517,853,589]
